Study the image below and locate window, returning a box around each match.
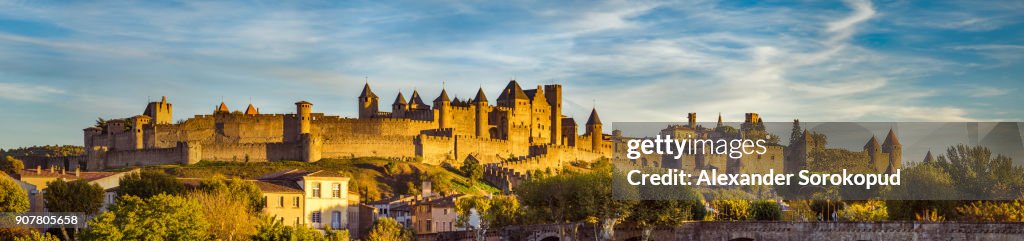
[279,196,284,207]
[295,217,300,226]
[312,211,322,224]
[263,196,268,208]
[332,183,341,198]
[332,211,342,229]
[312,183,321,198]
[293,196,300,208]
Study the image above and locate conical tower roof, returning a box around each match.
[434,88,450,103]
[409,90,427,106]
[586,108,602,125]
[496,80,528,102]
[245,104,259,115]
[882,128,900,147]
[216,102,229,113]
[359,83,378,99]
[393,91,407,105]
[864,136,880,151]
[474,87,488,103]
[923,150,934,163]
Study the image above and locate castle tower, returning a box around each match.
[244,104,259,116]
[434,88,451,129]
[586,108,603,152]
[497,80,530,126]
[131,115,151,150]
[562,117,578,147]
[214,101,229,114]
[528,86,550,144]
[473,87,489,137]
[296,101,312,134]
[922,150,934,164]
[143,96,173,125]
[392,91,408,118]
[358,83,379,119]
[881,128,902,171]
[864,135,882,172]
[409,90,428,110]
[687,113,697,128]
[544,84,563,145]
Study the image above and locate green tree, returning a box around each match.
[80,194,209,241]
[12,229,60,241]
[251,215,339,241]
[0,175,29,213]
[749,200,782,221]
[955,199,1024,222]
[935,145,1024,200]
[460,157,484,186]
[629,184,703,241]
[116,171,186,199]
[365,217,413,241]
[1,156,25,175]
[712,200,750,221]
[787,119,802,147]
[517,163,637,241]
[883,163,958,220]
[324,227,351,241]
[197,175,266,213]
[44,179,105,214]
[839,200,888,221]
[456,195,520,241]
[44,179,106,240]
[191,190,255,241]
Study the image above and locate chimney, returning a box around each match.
[75,167,80,177]
[421,181,432,198]
[36,165,41,174]
[61,167,66,176]
[49,165,54,174]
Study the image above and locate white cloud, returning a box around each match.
[964,86,1012,97]
[0,82,66,102]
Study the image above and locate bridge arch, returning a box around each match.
[539,236,560,241]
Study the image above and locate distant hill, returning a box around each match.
[1,145,84,158]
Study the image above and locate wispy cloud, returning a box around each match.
[0,82,65,102]
[0,0,1021,147]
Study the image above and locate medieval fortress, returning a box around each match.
[83,80,611,172]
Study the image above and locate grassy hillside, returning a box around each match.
[133,157,500,202]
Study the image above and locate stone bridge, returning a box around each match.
[417,222,1024,241]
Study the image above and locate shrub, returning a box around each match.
[749,200,782,221]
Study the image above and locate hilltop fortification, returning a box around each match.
[83,80,611,171]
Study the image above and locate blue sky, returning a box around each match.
[0,0,1022,148]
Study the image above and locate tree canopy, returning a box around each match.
[116,170,186,199]
[44,179,105,214]
[81,194,209,241]
[0,175,29,213]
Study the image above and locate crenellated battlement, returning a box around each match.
[84,80,613,170]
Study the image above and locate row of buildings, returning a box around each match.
[5,166,464,238]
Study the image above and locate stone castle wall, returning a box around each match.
[84,82,613,170]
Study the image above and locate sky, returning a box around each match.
[0,0,1022,148]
